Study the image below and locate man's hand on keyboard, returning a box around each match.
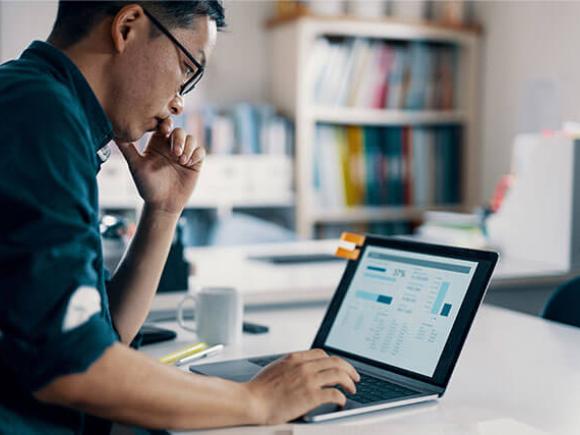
[244,349,360,425]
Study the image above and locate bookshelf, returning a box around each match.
[312,107,467,126]
[266,14,481,239]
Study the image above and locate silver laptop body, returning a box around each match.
[191,236,498,422]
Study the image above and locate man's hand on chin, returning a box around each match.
[115,117,205,215]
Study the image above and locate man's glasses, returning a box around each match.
[143,8,205,96]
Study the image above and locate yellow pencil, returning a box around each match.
[159,342,208,365]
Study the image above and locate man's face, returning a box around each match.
[107,10,217,143]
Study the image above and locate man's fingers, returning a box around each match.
[284,349,329,363]
[318,388,347,408]
[158,126,201,168]
[157,117,173,138]
[170,128,187,157]
[187,145,205,169]
[179,134,196,165]
[316,369,357,394]
[304,356,360,383]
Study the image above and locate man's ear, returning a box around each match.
[110,4,145,54]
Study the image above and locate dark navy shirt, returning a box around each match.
[0,41,119,434]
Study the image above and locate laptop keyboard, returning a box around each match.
[345,373,417,404]
[249,355,418,404]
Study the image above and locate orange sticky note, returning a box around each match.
[340,232,366,247]
[335,232,365,260]
[335,247,360,260]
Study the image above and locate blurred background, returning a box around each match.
[4,0,580,315]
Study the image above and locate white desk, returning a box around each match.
[142,305,580,435]
[152,240,575,312]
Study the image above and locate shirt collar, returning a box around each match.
[21,41,113,152]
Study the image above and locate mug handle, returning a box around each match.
[177,293,197,333]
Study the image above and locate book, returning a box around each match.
[373,44,395,109]
[346,126,366,205]
[386,45,409,110]
[364,127,381,205]
[347,39,373,107]
[405,42,432,110]
[315,125,346,208]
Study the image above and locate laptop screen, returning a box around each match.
[324,245,478,377]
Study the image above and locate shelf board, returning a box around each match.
[311,205,467,224]
[186,197,295,209]
[266,12,482,39]
[100,197,295,210]
[312,107,467,126]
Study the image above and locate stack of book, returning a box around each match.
[310,38,458,110]
[416,211,486,249]
[185,103,294,155]
[314,124,462,208]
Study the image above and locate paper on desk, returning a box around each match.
[293,418,547,435]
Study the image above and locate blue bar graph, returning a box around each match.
[431,282,449,314]
[356,290,393,305]
[440,303,452,317]
[367,265,386,273]
[357,290,377,302]
[377,295,393,305]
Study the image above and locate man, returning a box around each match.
[0,1,359,433]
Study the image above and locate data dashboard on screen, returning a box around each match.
[325,246,479,377]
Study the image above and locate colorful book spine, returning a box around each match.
[313,124,463,208]
[310,37,459,110]
[185,104,294,156]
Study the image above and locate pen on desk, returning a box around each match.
[159,342,208,365]
[176,344,224,366]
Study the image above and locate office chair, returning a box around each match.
[542,276,580,328]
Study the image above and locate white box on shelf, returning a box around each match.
[97,156,138,208]
[188,154,294,208]
[97,154,294,210]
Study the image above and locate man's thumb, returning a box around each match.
[116,142,142,167]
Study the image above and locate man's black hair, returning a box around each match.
[49,1,226,48]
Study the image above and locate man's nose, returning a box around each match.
[169,94,184,116]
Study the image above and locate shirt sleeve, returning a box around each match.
[0,83,118,392]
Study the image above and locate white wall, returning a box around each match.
[0,0,57,62]
[476,1,580,199]
[5,1,580,204]
[0,0,274,109]
[192,0,275,108]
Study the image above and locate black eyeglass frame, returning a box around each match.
[143,8,205,96]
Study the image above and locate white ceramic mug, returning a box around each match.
[177,287,243,345]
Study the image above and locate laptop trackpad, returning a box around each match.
[190,360,260,382]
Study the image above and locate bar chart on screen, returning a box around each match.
[326,247,478,376]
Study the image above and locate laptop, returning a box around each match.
[191,236,499,422]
